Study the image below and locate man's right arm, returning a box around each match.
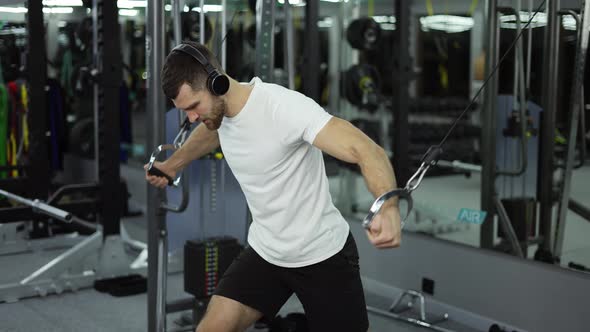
[166,123,220,172]
[145,123,220,188]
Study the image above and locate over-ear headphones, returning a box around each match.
[171,43,230,96]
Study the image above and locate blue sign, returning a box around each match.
[457,208,487,224]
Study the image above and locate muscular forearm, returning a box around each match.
[167,123,220,171]
[358,144,398,206]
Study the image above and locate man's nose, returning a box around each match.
[187,111,200,123]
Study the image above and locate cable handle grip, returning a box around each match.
[147,165,174,186]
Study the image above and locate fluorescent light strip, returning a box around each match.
[43,0,82,6]
[0,6,27,13]
[43,7,74,14]
[420,15,474,33]
[279,0,342,3]
[191,5,223,13]
[118,0,147,9]
[119,9,138,16]
[373,16,396,24]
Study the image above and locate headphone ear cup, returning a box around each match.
[210,73,230,96]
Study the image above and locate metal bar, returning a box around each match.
[0,201,96,224]
[284,0,295,90]
[481,0,499,249]
[221,0,227,70]
[255,0,275,82]
[93,0,122,236]
[497,6,528,177]
[172,0,182,45]
[24,0,49,200]
[46,183,98,205]
[554,0,589,257]
[200,0,205,44]
[538,0,561,253]
[170,1,191,216]
[166,297,195,313]
[493,196,525,258]
[367,306,456,332]
[560,10,587,169]
[0,232,82,257]
[526,0,533,91]
[1,274,96,304]
[569,198,590,222]
[20,231,102,284]
[437,160,482,173]
[146,0,168,331]
[392,0,411,188]
[0,189,71,222]
[327,14,341,114]
[303,0,319,101]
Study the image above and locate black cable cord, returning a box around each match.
[437,0,547,149]
[216,9,242,60]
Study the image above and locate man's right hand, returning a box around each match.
[144,161,177,189]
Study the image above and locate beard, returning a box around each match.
[203,97,226,130]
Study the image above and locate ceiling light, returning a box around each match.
[0,6,27,13]
[420,15,474,33]
[43,0,83,6]
[118,0,147,9]
[500,12,546,29]
[119,9,138,16]
[278,0,304,4]
[43,7,74,14]
[191,5,223,13]
[372,16,396,24]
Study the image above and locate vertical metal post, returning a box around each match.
[392,0,411,187]
[284,0,296,90]
[172,0,182,45]
[554,0,589,257]
[255,0,275,82]
[538,0,560,253]
[93,0,122,236]
[327,14,341,113]
[480,0,499,249]
[303,0,320,101]
[222,0,227,70]
[147,0,168,331]
[200,0,205,44]
[25,0,48,199]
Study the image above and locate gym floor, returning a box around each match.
[0,217,478,332]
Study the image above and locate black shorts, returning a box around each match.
[214,232,369,332]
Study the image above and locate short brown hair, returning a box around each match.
[161,41,224,99]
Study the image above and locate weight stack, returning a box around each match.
[184,237,243,298]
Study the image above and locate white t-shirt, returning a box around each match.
[217,77,350,268]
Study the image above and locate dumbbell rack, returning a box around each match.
[406,97,480,176]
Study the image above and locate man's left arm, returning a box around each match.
[313,117,401,248]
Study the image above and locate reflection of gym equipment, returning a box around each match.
[342,64,381,112]
[360,1,554,330]
[0,188,147,303]
[0,0,151,303]
[369,290,451,332]
[168,12,213,44]
[346,17,382,51]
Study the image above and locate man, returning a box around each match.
[146,41,401,332]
